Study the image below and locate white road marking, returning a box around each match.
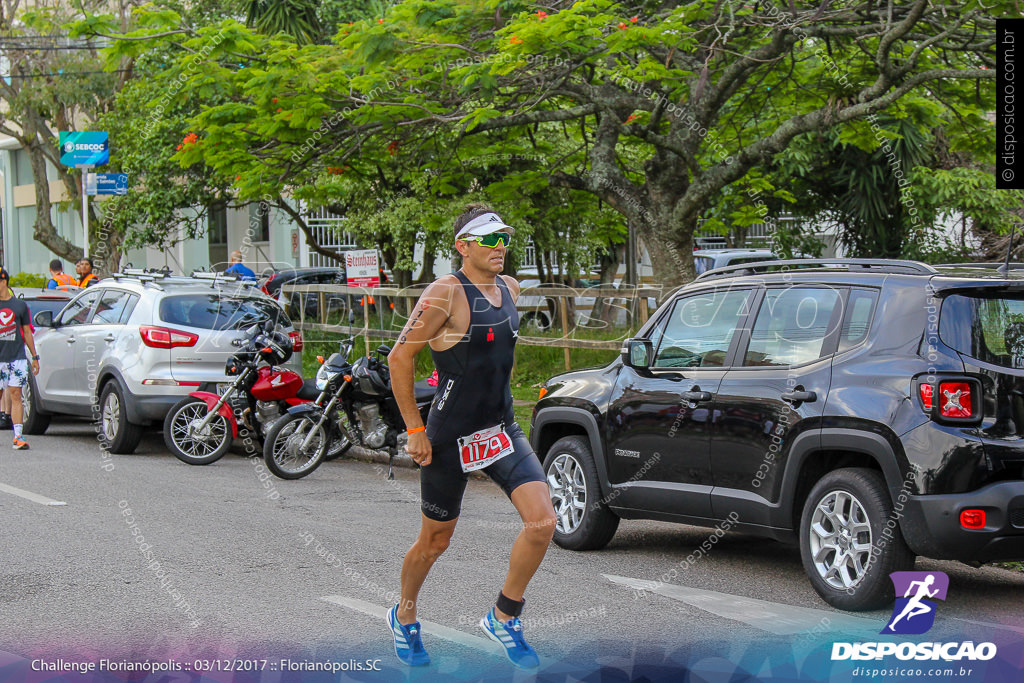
[321,595,553,669]
[0,482,66,506]
[603,574,879,636]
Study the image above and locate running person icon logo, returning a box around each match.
[882,571,950,635]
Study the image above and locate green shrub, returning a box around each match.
[10,272,48,288]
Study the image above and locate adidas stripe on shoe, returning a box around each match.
[386,603,430,666]
[480,607,539,669]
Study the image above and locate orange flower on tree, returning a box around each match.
[625,114,637,124]
[630,16,638,23]
[618,21,628,30]
[510,35,523,45]
[179,132,199,151]
[536,10,548,20]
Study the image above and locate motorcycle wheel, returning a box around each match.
[163,397,233,465]
[263,413,331,479]
[324,414,354,461]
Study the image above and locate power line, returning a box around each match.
[5,68,129,80]
[0,44,108,51]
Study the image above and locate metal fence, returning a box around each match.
[283,283,664,369]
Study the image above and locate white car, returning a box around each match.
[28,271,302,454]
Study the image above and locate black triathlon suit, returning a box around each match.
[420,270,546,521]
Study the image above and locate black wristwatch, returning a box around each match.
[31,355,39,361]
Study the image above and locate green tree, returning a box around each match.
[0,0,128,272]
[244,0,323,44]
[85,0,1007,285]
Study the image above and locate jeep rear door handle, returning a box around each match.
[781,390,817,404]
[104,335,116,342]
[681,390,712,402]
[66,336,75,344]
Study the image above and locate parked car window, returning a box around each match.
[91,290,135,325]
[654,289,751,368]
[58,290,102,327]
[119,294,140,324]
[694,257,714,275]
[744,287,841,367]
[729,256,776,267]
[838,288,878,352]
[159,295,287,330]
[941,293,1024,369]
[22,296,73,320]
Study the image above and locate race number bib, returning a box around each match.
[458,424,514,473]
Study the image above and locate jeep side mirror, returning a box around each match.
[34,310,54,328]
[623,339,653,369]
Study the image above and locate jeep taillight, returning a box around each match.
[289,330,303,352]
[938,381,972,419]
[140,325,198,349]
[917,376,981,423]
[919,384,933,411]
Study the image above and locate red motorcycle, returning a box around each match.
[163,321,319,465]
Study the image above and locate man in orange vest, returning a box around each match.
[76,258,99,288]
[46,259,77,290]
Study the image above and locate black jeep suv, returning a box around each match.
[531,259,1024,611]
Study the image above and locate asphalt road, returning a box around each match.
[2,419,1024,682]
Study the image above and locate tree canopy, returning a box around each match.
[70,0,1013,282]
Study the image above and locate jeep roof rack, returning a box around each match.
[933,262,1024,271]
[695,258,939,280]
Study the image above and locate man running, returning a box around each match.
[0,268,40,449]
[386,205,556,669]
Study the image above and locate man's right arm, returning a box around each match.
[388,279,455,466]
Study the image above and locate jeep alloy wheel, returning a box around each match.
[799,468,915,611]
[548,452,586,534]
[807,489,873,590]
[542,436,619,551]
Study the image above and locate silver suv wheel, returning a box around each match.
[547,452,586,534]
[102,391,120,440]
[807,488,873,590]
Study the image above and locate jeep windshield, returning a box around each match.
[159,294,287,330]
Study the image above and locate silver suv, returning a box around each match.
[26,271,302,454]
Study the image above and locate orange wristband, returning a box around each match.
[406,425,426,434]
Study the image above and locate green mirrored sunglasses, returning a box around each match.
[461,232,511,248]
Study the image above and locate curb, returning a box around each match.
[341,445,489,481]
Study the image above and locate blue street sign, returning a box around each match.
[59,131,109,167]
[86,173,129,196]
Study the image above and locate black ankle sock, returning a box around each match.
[496,591,525,618]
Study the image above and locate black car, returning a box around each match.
[15,288,78,321]
[531,258,1024,610]
[260,267,347,320]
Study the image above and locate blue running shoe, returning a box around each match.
[386,604,430,666]
[479,607,539,669]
